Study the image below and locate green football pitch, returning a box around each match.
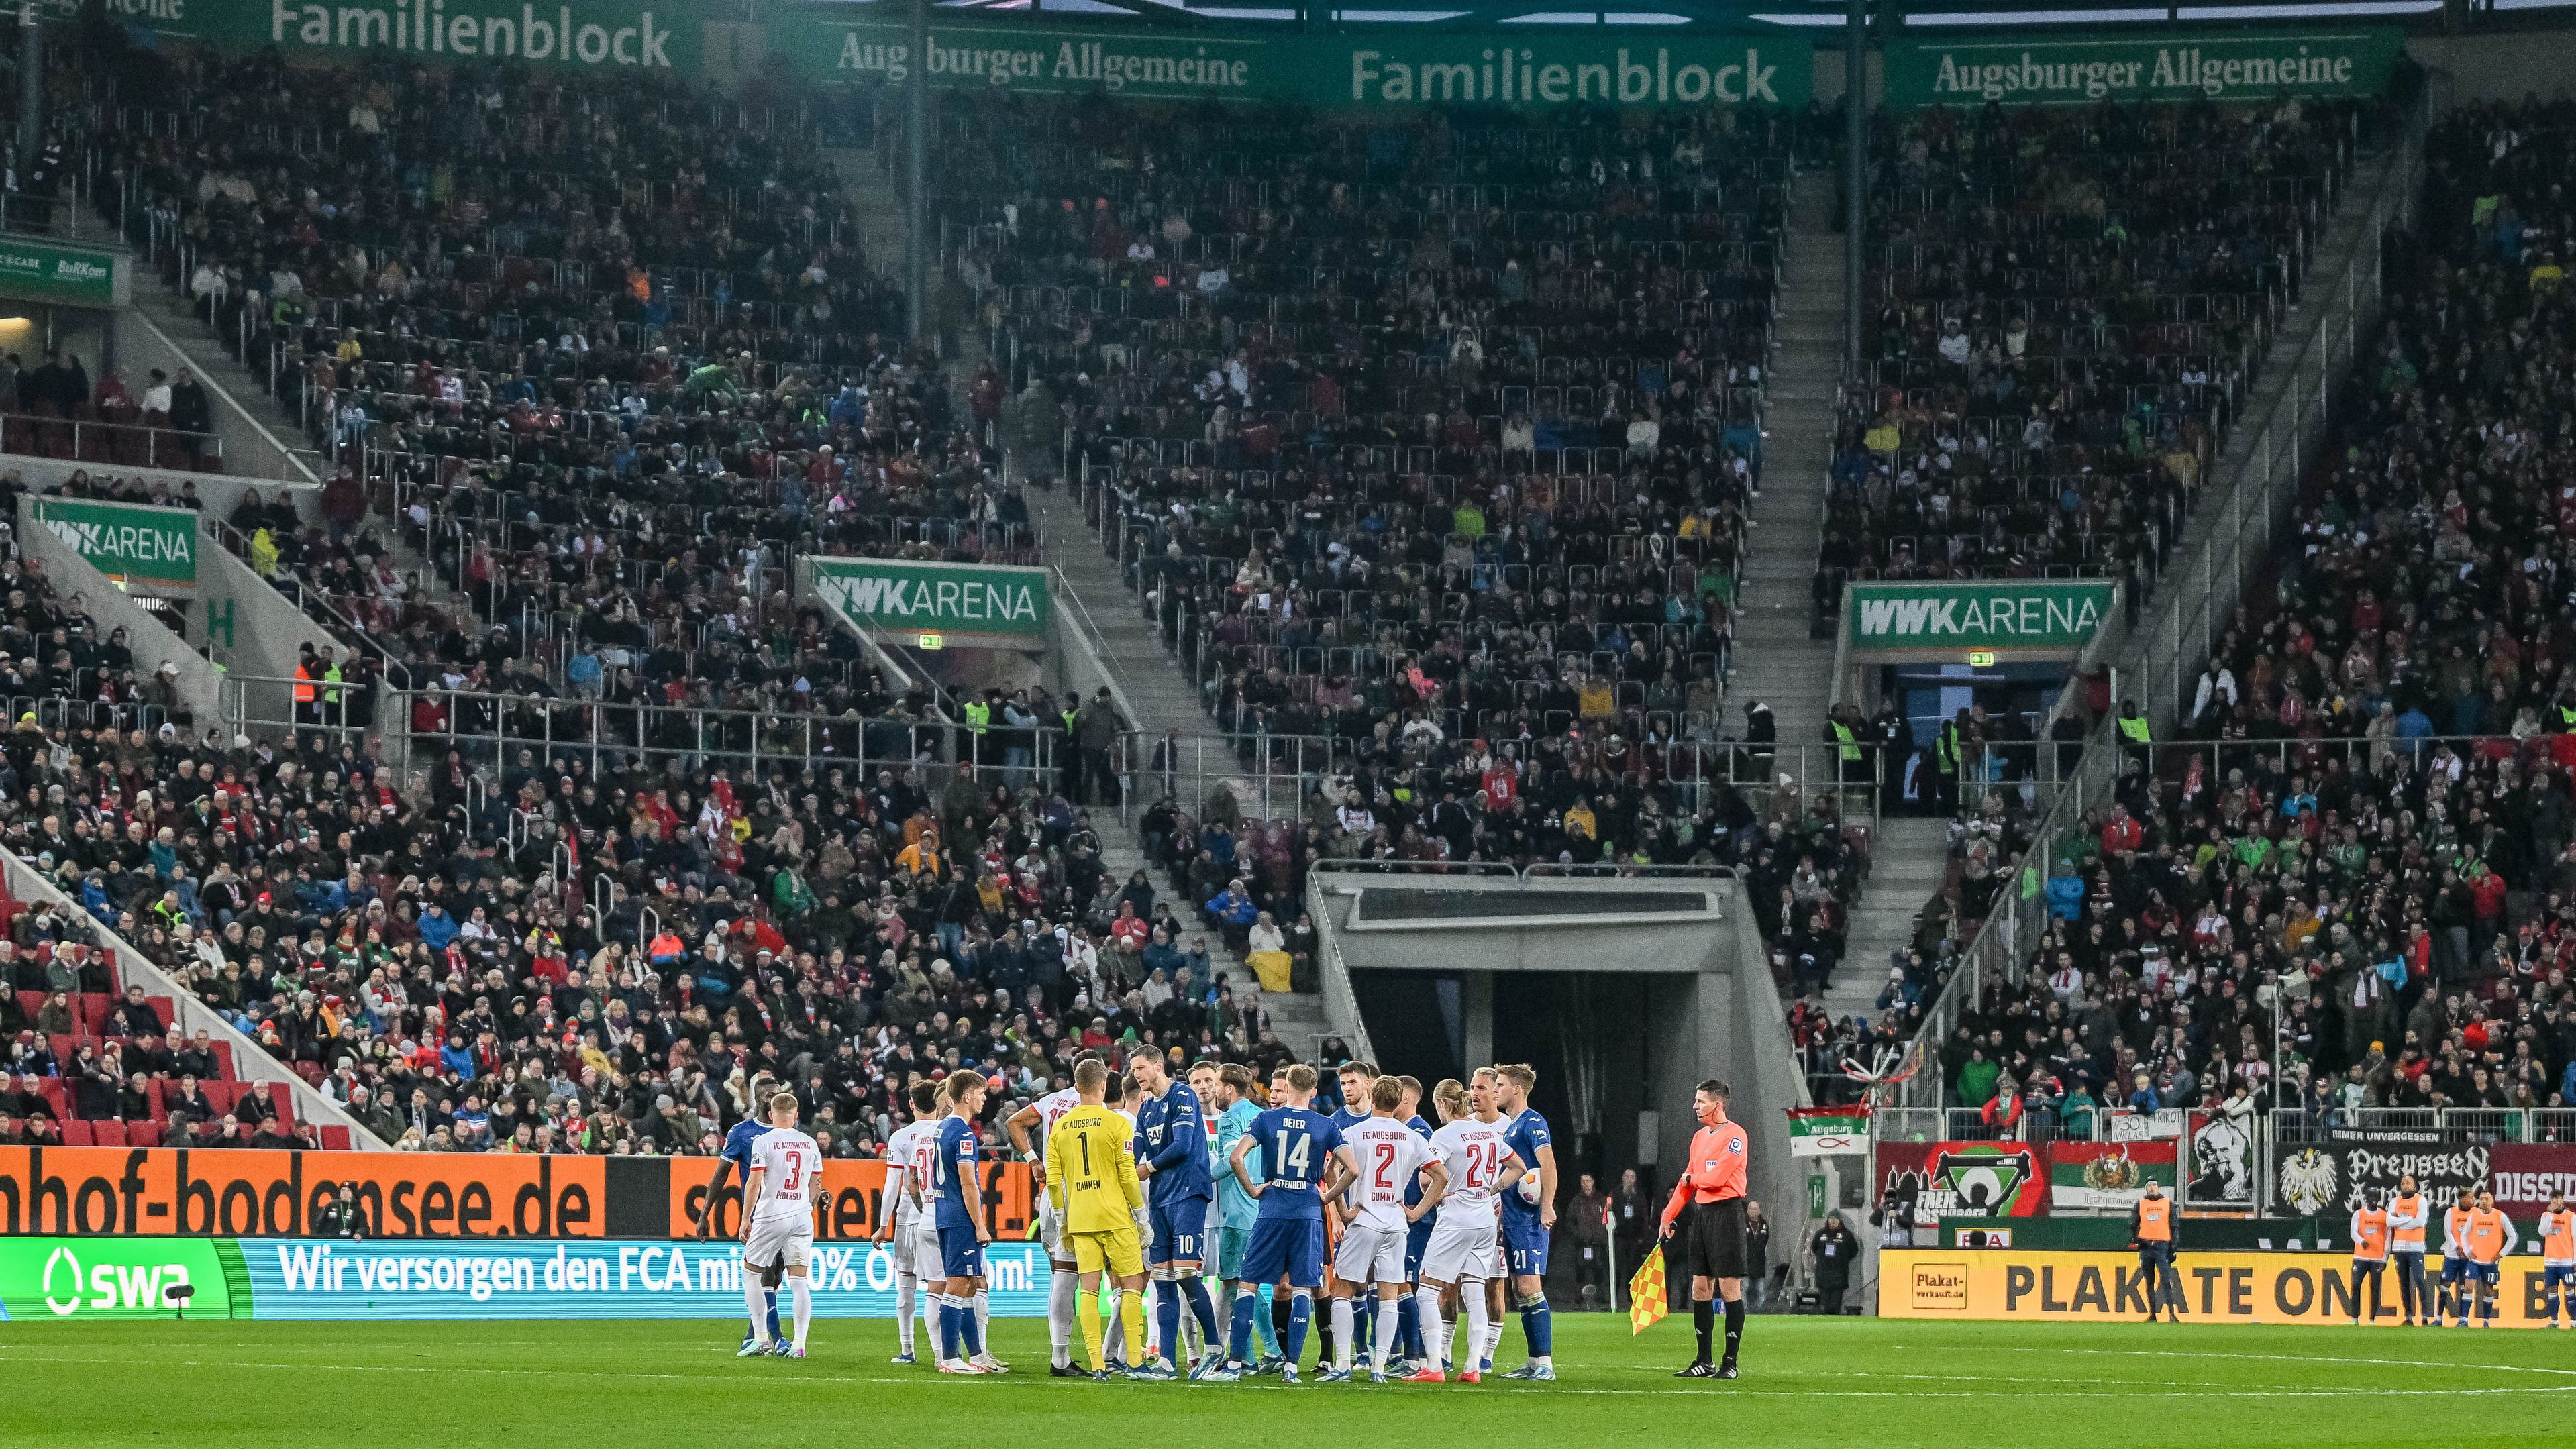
[5,1313,2569,1446]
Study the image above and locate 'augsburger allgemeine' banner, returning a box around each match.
[1887,28,2404,107]
[775,11,1814,109]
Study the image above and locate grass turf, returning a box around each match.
[5,1311,2569,1446]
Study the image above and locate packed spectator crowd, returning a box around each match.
[85,42,1030,737]
[1816,97,2363,612]
[1907,99,2576,1140]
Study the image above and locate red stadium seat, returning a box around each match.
[60,1120,91,1146]
[211,1042,236,1080]
[292,1061,325,1086]
[126,1121,162,1148]
[34,1079,68,1120]
[74,993,113,1036]
[319,1126,350,1150]
[146,1079,167,1121]
[264,1083,297,1124]
[147,997,175,1032]
[89,1120,126,1148]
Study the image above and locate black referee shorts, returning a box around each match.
[1674,1198,1749,1281]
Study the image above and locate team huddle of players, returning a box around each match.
[843,1055,1559,1382]
[2343,1176,2576,1328]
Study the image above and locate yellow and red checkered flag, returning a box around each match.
[1628,1245,1669,1334]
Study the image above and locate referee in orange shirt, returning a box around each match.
[1659,1078,1749,1379]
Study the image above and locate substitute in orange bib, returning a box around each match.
[2438,1187,2477,1326]
[2539,1190,2576,1330]
[2349,1190,2390,1326]
[1659,1077,1749,1381]
[2387,1174,2430,1326]
[2127,1178,2181,1323]
[2457,1188,2516,1328]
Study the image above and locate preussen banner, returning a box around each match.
[1888,28,2404,108]
[1845,580,2112,658]
[2271,1130,2489,1218]
[30,498,197,592]
[808,556,1052,643]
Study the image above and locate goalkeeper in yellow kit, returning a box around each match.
[1045,1058,1157,1380]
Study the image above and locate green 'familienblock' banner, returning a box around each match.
[771,11,1814,109]
[30,498,199,593]
[1845,579,2112,659]
[808,557,1052,643]
[158,0,697,72]
[1887,29,2404,108]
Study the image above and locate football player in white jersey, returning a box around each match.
[1009,1051,1102,1376]
[1318,1075,1446,1383]
[1408,1074,1523,1383]
[873,1079,944,1364]
[741,1091,826,1360]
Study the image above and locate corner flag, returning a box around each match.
[1628,1246,1669,1334]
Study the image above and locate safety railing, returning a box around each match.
[0,409,225,473]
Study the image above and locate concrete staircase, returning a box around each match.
[1829,814,1949,1024]
[1730,178,1841,752]
[1035,496,1335,1059]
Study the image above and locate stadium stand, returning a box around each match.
[1905,98,2576,1139]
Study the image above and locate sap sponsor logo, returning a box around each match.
[1910,1262,1969,1311]
[40,1245,193,1317]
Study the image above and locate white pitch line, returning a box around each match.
[0,1354,2567,1400]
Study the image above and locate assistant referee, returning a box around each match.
[1659,1077,1749,1379]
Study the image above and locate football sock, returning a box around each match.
[1076,1288,1107,1371]
[1461,1282,1490,1372]
[788,1276,813,1352]
[935,1294,960,1362]
[1048,1271,1077,1368]
[767,1290,782,1342]
[959,1291,984,1357]
[743,1276,773,1345]
[1105,1294,1129,1362]
[1353,1295,1376,1358]
[1371,1293,1402,1370]
[1396,1292,1425,1359]
[1331,1297,1356,1370]
[1227,1286,1258,1364]
[1118,1288,1149,1366]
[973,1287,992,1350]
[1521,1292,1553,1358]
[895,1274,918,1356]
[1253,1284,1282,1358]
[1693,1298,1715,1363]
[1414,1286,1449,1368]
[1478,1313,1504,1369]
[1155,1277,1182,1364]
[1284,1289,1314,1367]
[1181,1275,1221,1346]
[1722,1299,1745,1368]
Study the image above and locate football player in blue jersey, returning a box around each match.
[1208,1063,1357,1384]
[1129,1049,1221,1378]
[1494,1063,1558,1379]
[692,1069,784,1356]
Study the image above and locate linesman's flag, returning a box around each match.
[1628,1246,1669,1334]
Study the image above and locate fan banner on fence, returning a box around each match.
[2046,1141,2177,1214]
[2271,1131,2491,1218]
[2490,1144,2576,1220]
[1628,1246,1669,1334]
[1786,1106,1868,1158]
[1874,1141,2045,1222]
[2184,1111,2257,1210]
